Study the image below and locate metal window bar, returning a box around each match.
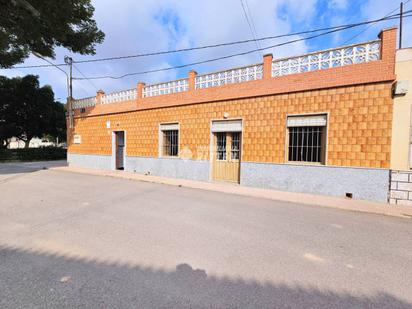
[288,126,323,163]
[231,132,240,160]
[216,132,226,160]
[163,130,179,156]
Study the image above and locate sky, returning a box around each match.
[0,0,411,101]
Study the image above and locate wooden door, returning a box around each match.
[212,132,241,183]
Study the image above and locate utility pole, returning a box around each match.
[64,56,73,128]
[399,1,403,49]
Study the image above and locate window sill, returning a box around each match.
[160,155,180,159]
[285,161,325,166]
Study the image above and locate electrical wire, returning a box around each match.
[32,52,69,97]
[239,0,262,56]
[342,0,410,45]
[73,11,408,65]
[73,64,99,91]
[6,10,409,70]
[73,12,412,81]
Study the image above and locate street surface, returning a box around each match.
[0,163,411,308]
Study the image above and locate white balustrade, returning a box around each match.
[73,40,383,105]
[101,88,137,104]
[195,64,263,89]
[272,40,381,77]
[72,96,96,109]
[142,79,189,97]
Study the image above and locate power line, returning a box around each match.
[73,64,99,91]
[72,11,407,65]
[32,52,68,76]
[244,0,262,51]
[8,62,67,69]
[32,52,69,97]
[239,0,262,57]
[342,0,410,45]
[74,12,412,81]
[73,15,409,81]
[5,10,410,70]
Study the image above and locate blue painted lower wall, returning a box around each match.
[125,156,210,182]
[240,162,390,202]
[67,153,111,170]
[67,153,390,202]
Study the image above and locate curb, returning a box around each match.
[50,166,412,219]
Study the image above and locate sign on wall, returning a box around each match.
[73,134,81,144]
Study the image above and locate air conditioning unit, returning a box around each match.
[393,80,409,95]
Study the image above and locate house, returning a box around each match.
[7,137,57,149]
[389,47,412,205]
[68,27,409,203]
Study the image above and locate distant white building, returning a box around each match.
[7,137,56,149]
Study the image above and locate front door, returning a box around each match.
[212,131,241,183]
[115,131,125,170]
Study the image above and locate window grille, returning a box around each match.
[162,130,179,156]
[216,132,226,160]
[288,126,324,163]
[231,132,240,160]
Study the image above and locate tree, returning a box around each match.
[0,0,104,68]
[0,76,18,148]
[0,75,66,147]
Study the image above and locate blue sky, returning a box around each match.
[1,0,410,101]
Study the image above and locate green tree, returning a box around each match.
[0,75,66,147]
[0,75,19,148]
[0,0,104,68]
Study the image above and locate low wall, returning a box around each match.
[67,153,111,170]
[390,170,412,206]
[240,162,390,202]
[67,153,391,203]
[126,156,210,181]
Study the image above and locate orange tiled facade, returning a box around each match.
[69,82,393,168]
[67,28,397,202]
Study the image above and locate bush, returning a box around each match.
[0,147,67,162]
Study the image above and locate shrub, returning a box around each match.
[0,147,66,162]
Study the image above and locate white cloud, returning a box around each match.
[328,0,348,10]
[359,0,411,47]
[0,0,321,100]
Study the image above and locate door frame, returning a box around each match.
[111,130,126,171]
[209,118,243,182]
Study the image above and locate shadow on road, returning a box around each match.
[0,245,410,308]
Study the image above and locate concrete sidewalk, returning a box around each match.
[51,165,412,219]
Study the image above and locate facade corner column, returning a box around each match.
[137,82,145,100]
[188,70,197,91]
[263,53,273,80]
[96,89,105,105]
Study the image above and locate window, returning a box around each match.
[287,114,327,164]
[216,132,226,160]
[231,132,240,160]
[160,123,179,157]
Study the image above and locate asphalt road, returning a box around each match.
[0,160,66,181]
[0,164,411,308]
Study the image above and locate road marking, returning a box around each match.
[303,253,325,263]
[346,264,355,269]
[330,223,343,229]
